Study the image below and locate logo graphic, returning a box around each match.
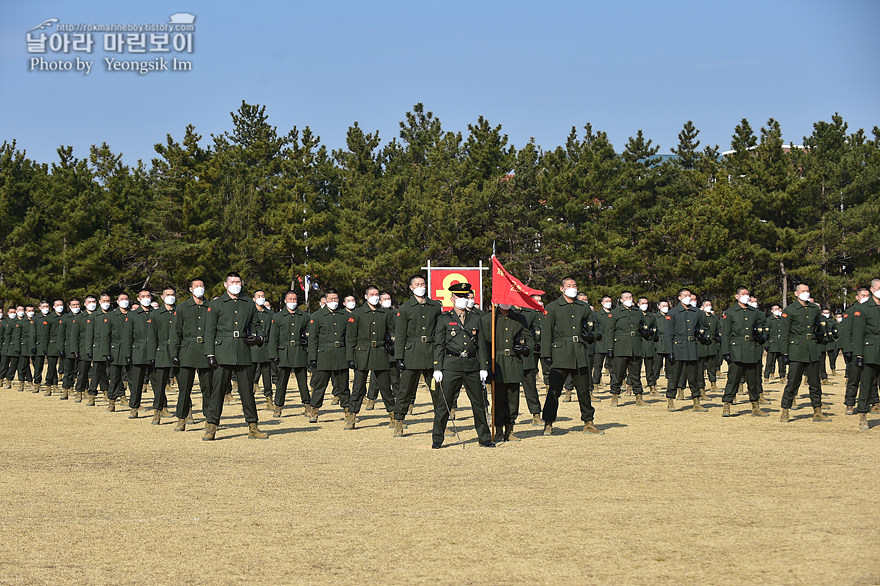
[30,18,58,32]
[168,13,196,24]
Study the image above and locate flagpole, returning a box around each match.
[491,298,496,442]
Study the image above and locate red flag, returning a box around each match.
[491,255,546,313]
[296,275,305,291]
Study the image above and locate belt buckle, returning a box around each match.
[744,335,751,341]
[503,349,512,356]
[459,351,469,358]
[687,336,694,341]
[572,336,579,343]
[420,335,428,343]
[630,332,637,337]
[370,341,379,348]
[232,331,240,338]
[290,341,297,347]
[196,336,203,343]
[334,341,342,348]
[805,334,813,340]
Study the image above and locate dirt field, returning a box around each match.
[1,368,878,585]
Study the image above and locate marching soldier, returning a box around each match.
[839,288,871,415]
[39,300,66,396]
[540,276,604,436]
[608,291,646,406]
[481,302,533,441]
[638,297,659,396]
[148,287,176,424]
[518,293,545,426]
[18,305,37,392]
[764,304,786,382]
[393,275,442,436]
[269,290,310,416]
[720,287,769,417]
[72,296,98,403]
[592,296,614,390]
[86,294,114,406]
[652,300,671,390]
[251,289,274,410]
[125,290,157,418]
[105,293,132,411]
[663,288,709,412]
[170,279,213,431]
[33,301,50,394]
[365,291,398,410]
[778,283,830,423]
[698,300,721,396]
[346,285,396,429]
[203,272,268,440]
[305,287,349,424]
[431,282,493,448]
[60,298,81,399]
[853,278,880,431]
[0,307,11,386]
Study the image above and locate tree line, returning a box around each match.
[1,102,877,310]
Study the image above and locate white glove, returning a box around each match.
[433,370,443,383]
[479,370,488,383]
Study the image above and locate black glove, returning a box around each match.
[723,354,731,364]
[125,357,132,366]
[308,359,317,369]
[856,356,864,368]
[512,342,530,357]
[533,343,541,354]
[668,352,675,365]
[32,348,37,356]
[607,349,614,359]
[580,321,595,344]
[652,332,659,342]
[245,334,264,347]
[15,350,20,356]
[73,352,80,361]
[395,359,405,370]
[300,333,308,347]
[782,355,790,365]
[207,355,218,369]
[542,356,552,368]
[171,356,180,367]
[149,359,155,366]
[271,357,279,364]
[843,351,853,362]
[348,360,356,370]
[104,355,112,363]
[59,350,65,358]
[87,353,92,360]
[595,331,603,342]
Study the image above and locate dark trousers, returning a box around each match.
[432,370,491,445]
[592,352,607,386]
[492,380,519,426]
[149,366,170,410]
[128,364,153,408]
[644,355,657,386]
[108,363,127,399]
[275,366,309,407]
[88,360,110,396]
[825,349,839,374]
[700,355,717,385]
[395,368,430,420]
[368,364,399,402]
[723,361,760,403]
[781,360,822,409]
[17,356,33,382]
[253,361,272,397]
[310,369,349,409]
[611,355,643,395]
[666,359,699,399]
[652,353,669,386]
[42,355,60,386]
[62,357,78,389]
[764,352,786,379]
[0,354,7,379]
[542,365,595,424]
[857,363,880,414]
[33,355,45,384]
[351,368,392,413]
[175,366,214,419]
[520,367,542,416]
[206,364,258,425]
[3,355,18,380]
[75,359,91,393]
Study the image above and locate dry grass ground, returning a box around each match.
[1,367,878,585]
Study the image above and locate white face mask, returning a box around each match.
[739,294,750,305]
[255,297,266,306]
[381,299,392,309]
[772,310,782,317]
[638,304,648,312]
[859,296,869,304]
[16,310,24,318]
[40,307,50,315]
[118,300,129,309]
[99,301,110,311]
[140,297,152,307]
[499,303,512,310]
[85,302,97,312]
[822,313,830,318]
[345,301,356,310]
[836,317,842,323]
[192,287,205,298]
[412,286,426,297]
[748,301,758,309]
[798,291,811,302]
[703,306,712,313]
[7,313,15,319]
[54,306,64,313]
[26,311,34,319]
[564,288,578,299]
[874,289,880,299]
[681,296,692,306]
[227,284,242,295]
[466,298,475,309]
[690,301,697,307]
[454,297,469,310]
[326,301,339,310]
[71,307,81,314]
[622,299,633,308]
[659,306,668,314]
[602,301,612,310]
[286,301,297,310]
[367,296,380,306]
[164,295,176,305]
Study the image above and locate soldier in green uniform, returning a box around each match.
[33,301,51,394]
[203,272,268,440]
[430,282,493,448]
[698,301,721,396]
[125,290,157,418]
[87,294,114,406]
[720,287,769,417]
[170,279,213,431]
[16,305,37,392]
[305,287,349,425]
[638,298,659,395]
[818,307,835,380]
[764,304,786,382]
[652,300,671,391]
[60,299,81,399]
[105,293,132,411]
[592,296,614,391]
[663,288,709,412]
[608,291,646,407]
[345,285,396,430]
[481,303,533,441]
[841,288,878,414]
[365,291,398,410]
[517,293,545,426]
[778,283,830,422]
[147,287,176,424]
[853,278,880,431]
[3,307,24,389]
[39,300,66,396]
[72,296,98,403]
[0,308,10,386]
[393,275,442,437]
[540,276,604,435]
[250,290,275,410]
[269,290,310,417]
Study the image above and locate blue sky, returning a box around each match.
[1,0,877,166]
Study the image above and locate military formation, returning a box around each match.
[2,274,879,444]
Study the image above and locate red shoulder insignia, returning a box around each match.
[124,317,128,322]
[310,319,314,324]
[147,319,151,323]
[665,316,671,320]
[843,313,848,318]
[104,318,108,322]
[781,313,787,318]
[348,317,355,323]
[207,307,211,311]
[86,320,90,323]
[854,311,861,316]
[397,312,401,317]
[42,321,48,325]
[173,311,177,316]
[449,321,457,325]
